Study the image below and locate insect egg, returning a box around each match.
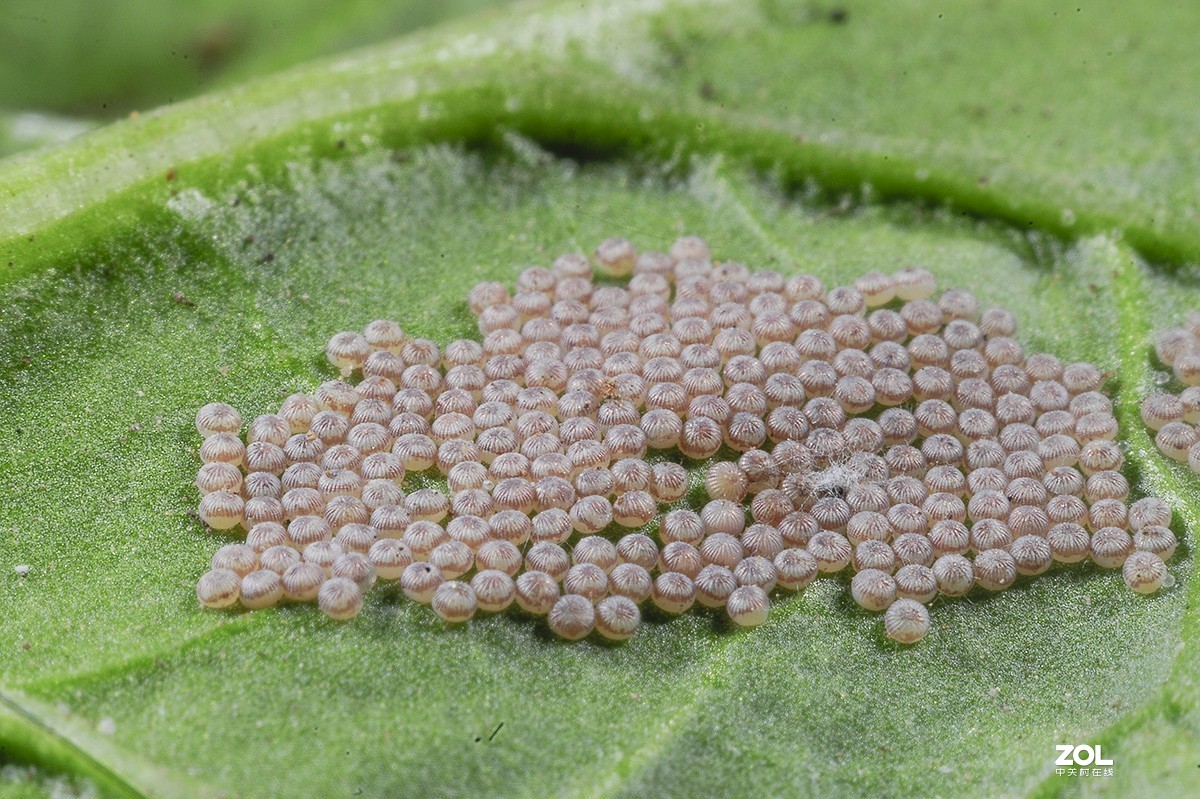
[234,489,280,522]
[1128,497,1172,531]
[364,319,406,354]
[853,540,896,574]
[1154,327,1198,366]
[594,237,637,278]
[241,570,284,610]
[656,541,702,579]
[246,521,289,552]
[211,544,258,577]
[1133,526,1178,560]
[318,577,363,620]
[595,596,642,641]
[604,563,650,603]
[476,540,523,576]
[282,462,323,492]
[740,522,784,559]
[259,545,302,575]
[525,542,571,581]
[893,564,938,604]
[650,462,690,503]
[326,332,370,376]
[892,267,937,301]
[1088,498,1128,530]
[549,594,597,640]
[428,539,473,580]
[769,548,816,591]
[196,461,243,495]
[932,554,974,597]
[1047,522,1091,563]
[1085,470,1129,502]
[732,556,778,593]
[705,461,748,502]
[196,569,241,608]
[432,581,478,623]
[700,500,747,537]
[281,562,326,602]
[243,472,283,500]
[400,562,445,604]
[560,563,607,603]
[199,491,246,527]
[651,572,696,614]
[368,539,414,580]
[726,585,770,627]
[969,519,1012,554]
[569,495,614,535]
[1009,535,1053,576]
[529,507,572,545]
[1090,527,1134,568]
[284,433,326,465]
[195,402,242,438]
[615,533,658,570]
[883,598,931,644]
[851,569,897,612]
[199,432,246,467]
[807,531,852,573]
[360,448,408,479]
[303,540,345,574]
[973,549,1017,591]
[307,410,350,441]
[278,393,320,434]
[1079,438,1125,473]
[1122,551,1167,594]
[1180,386,1200,423]
[1043,466,1085,497]
[464,570,514,613]
[325,494,370,529]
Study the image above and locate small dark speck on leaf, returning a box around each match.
[173,291,195,307]
[20,356,32,366]
[336,139,346,150]
[243,235,255,246]
[259,252,275,264]
[166,169,177,182]
[978,176,990,186]
[829,8,848,24]
[698,81,716,100]
[21,642,31,651]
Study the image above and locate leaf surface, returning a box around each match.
[2,2,1199,797]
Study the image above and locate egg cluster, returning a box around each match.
[1146,319,1200,471]
[193,237,1177,644]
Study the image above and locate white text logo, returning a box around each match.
[1055,744,1114,778]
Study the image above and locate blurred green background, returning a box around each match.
[0,0,514,154]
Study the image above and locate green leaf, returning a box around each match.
[2,1,1199,797]
[0,0,517,116]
